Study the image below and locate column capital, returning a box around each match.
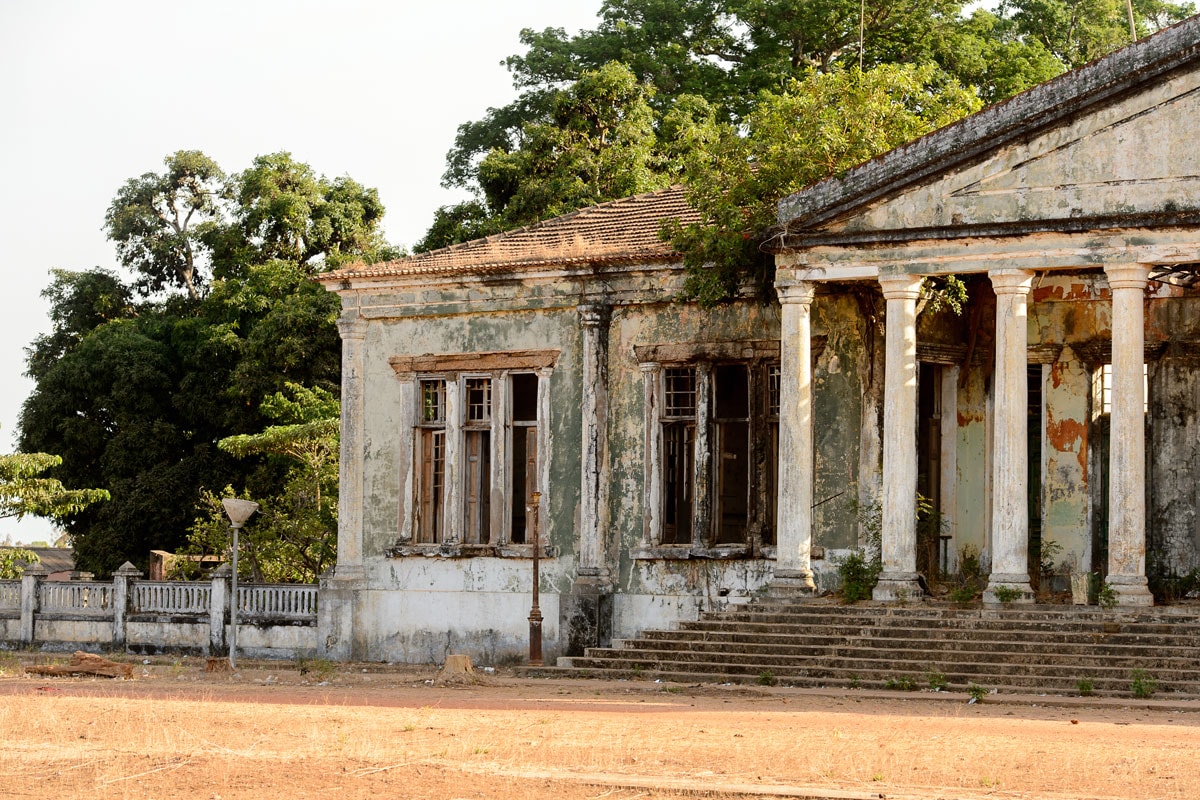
[336,316,368,340]
[579,304,609,328]
[988,268,1035,295]
[1104,264,1152,291]
[776,281,816,305]
[638,361,661,374]
[877,273,924,300]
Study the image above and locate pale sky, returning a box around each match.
[0,0,603,543]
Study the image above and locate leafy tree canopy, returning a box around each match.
[19,151,389,576]
[0,547,40,580]
[664,63,982,305]
[182,383,340,583]
[0,446,109,522]
[425,0,1191,250]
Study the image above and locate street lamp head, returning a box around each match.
[222,498,260,526]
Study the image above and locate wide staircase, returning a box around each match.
[554,599,1200,698]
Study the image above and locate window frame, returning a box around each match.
[635,341,782,560]
[389,350,557,558]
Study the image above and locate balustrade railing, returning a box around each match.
[132,581,211,615]
[39,581,112,615]
[237,584,318,620]
[0,580,19,610]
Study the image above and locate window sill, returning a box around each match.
[631,544,771,561]
[387,543,559,559]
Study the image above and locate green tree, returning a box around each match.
[664,63,982,304]
[19,151,391,576]
[215,152,394,272]
[477,61,667,226]
[431,0,1192,250]
[1,448,109,522]
[105,150,225,300]
[0,547,40,580]
[184,384,339,583]
[1000,0,1193,69]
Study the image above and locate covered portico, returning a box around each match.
[767,17,1200,606]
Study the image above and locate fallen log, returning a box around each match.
[25,651,133,679]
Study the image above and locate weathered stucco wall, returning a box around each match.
[349,293,584,662]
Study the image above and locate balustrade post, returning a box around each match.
[19,563,47,646]
[209,564,231,655]
[111,562,141,652]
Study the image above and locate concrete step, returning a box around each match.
[640,626,1200,650]
[554,600,1200,698]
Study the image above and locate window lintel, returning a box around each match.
[390,349,560,376]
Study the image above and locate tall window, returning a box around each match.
[510,373,539,544]
[416,379,446,544]
[764,364,781,546]
[650,359,778,552]
[713,364,750,545]
[662,367,696,545]
[408,368,546,549]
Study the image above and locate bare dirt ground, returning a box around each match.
[1,654,1198,800]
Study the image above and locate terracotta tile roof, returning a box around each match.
[322,186,699,281]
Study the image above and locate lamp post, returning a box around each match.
[221,498,259,670]
[527,491,543,667]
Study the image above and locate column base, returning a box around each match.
[983,574,1034,604]
[563,582,613,657]
[769,569,816,597]
[872,573,923,603]
[1108,575,1155,607]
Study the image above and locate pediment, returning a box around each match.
[826,66,1200,235]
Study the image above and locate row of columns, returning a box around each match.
[775,264,1154,606]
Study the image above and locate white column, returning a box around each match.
[874,274,924,602]
[334,316,368,582]
[984,269,1035,603]
[578,304,610,586]
[1105,264,1154,606]
[771,281,816,593]
[640,362,662,546]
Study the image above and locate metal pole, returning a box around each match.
[229,521,240,670]
[528,491,543,666]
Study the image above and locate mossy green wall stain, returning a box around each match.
[812,294,865,550]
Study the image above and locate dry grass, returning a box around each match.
[1,667,1198,799]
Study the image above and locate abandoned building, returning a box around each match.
[316,17,1200,664]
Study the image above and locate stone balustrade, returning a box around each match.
[0,562,317,659]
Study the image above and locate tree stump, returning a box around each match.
[25,651,133,679]
[434,654,490,685]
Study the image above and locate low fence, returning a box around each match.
[0,562,318,659]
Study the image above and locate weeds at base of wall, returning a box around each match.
[992,585,1022,604]
[1097,582,1118,610]
[927,669,948,692]
[835,550,881,603]
[885,676,917,691]
[1076,677,1095,696]
[0,651,18,676]
[296,656,336,680]
[757,669,776,686]
[967,684,988,703]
